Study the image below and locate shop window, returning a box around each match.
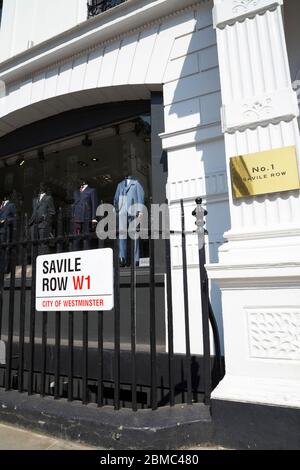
[0,114,151,259]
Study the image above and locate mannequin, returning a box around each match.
[114,176,145,267]
[72,179,98,250]
[0,194,17,273]
[29,182,56,255]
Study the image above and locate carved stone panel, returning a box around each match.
[247,308,300,360]
[213,0,283,28]
[222,88,299,132]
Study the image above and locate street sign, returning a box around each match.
[230,146,300,198]
[36,248,114,312]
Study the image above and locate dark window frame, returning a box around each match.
[0,0,3,27]
[0,100,150,159]
[87,0,127,19]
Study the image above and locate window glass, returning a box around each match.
[0,114,151,225]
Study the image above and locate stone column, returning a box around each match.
[208,0,300,408]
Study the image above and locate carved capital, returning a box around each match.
[221,88,299,132]
[213,0,283,29]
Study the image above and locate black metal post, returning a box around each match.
[113,206,120,410]
[149,199,157,410]
[18,214,28,393]
[40,310,48,396]
[28,222,38,395]
[180,200,192,405]
[5,216,18,391]
[97,236,104,408]
[200,238,211,405]
[193,198,211,405]
[82,218,90,405]
[54,209,63,400]
[68,309,74,402]
[165,204,175,406]
[82,310,89,404]
[97,310,104,407]
[0,242,5,339]
[130,225,137,411]
[209,301,224,384]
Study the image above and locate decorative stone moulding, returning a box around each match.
[213,0,283,29]
[247,307,300,361]
[221,88,299,132]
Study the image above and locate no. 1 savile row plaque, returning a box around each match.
[230,146,300,199]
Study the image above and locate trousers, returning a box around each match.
[118,213,141,264]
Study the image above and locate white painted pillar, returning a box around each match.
[208,0,300,408]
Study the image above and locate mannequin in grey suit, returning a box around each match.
[114,176,145,267]
[29,182,56,255]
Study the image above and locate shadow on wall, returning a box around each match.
[164,5,231,352]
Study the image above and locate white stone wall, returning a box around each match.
[161,6,229,353]
[0,8,197,132]
[0,0,87,62]
[209,0,300,409]
[0,0,228,355]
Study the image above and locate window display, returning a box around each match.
[114,176,145,267]
[0,194,16,244]
[0,193,16,273]
[0,115,151,261]
[29,182,56,255]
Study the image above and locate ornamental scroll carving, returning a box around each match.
[243,98,273,121]
[232,0,260,14]
[213,0,283,29]
[222,89,298,132]
[248,309,300,360]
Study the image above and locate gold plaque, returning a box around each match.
[230,146,300,199]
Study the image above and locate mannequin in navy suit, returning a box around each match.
[114,176,145,267]
[29,182,56,255]
[0,195,16,244]
[0,194,17,273]
[72,179,98,250]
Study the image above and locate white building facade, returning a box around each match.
[0,0,299,449]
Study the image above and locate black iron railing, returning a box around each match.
[0,199,223,411]
[87,0,127,18]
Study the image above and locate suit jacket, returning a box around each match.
[73,186,98,223]
[114,177,145,216]
[29,194,56,228]
[0,201,16,235]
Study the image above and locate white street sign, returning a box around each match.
[36,248,114,312]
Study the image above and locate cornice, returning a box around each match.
[222,88,299,133]
[213,0,283,29]
[225,227,300,242]
[207,261,300,288]
[160,121,223,151]
[0,0,210,86]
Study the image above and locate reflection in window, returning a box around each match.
[0,114,152,236]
